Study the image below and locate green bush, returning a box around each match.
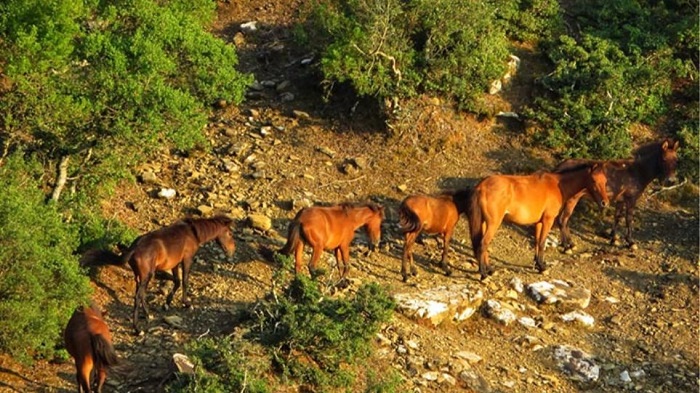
[0,153,91,362]
[524,0,697,160]
[258,272,395,389]
[492,0,563,42]
[302,0,513,113]
[167,337,270,393]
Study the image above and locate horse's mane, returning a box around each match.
[183,215,233,242]
[440,187,472,213]
[552,161,597,174]
[339,202,383,215]
[633,138,672,160]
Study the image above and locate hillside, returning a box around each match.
[0,1,697,392]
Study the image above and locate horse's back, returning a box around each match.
[64,304,111,359]
[130,222,199,271]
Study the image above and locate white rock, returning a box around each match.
[518,316,537,328]
[560,310,595,327]
[527,280,591,310]
[552,345,600,382]
[483,299,516,325]
[510,277,524,293]
[422,371,439,381]
[172,353,195,375]
[394,285,483,326]
[620,370,631,382]
[240,21,257,32]
[454,351,482,364]
[157,188,176,199]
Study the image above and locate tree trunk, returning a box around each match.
[50,155,70,202]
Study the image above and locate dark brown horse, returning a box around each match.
[64,302,119,393]
[398,188,471,282]
[554,139,680,249]
[280,203,385,278]
[469,164,609,280]
[82,216,236,332]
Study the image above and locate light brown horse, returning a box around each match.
[64,302,119,393]
[280,203,385,278]
[468,163,609,280]
[81,216,236,332]
[554,139,680,249]
[398,188,471,282]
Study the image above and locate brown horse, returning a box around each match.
[468,163,609,280]
[398,188,471,282]
[64,302,119,393]
[280,203,385,278]
[82,215,236,332]
[554,139,680,249]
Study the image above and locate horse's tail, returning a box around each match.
[280,221,302,255]
[91,334,119,370]
[79,247,130,267]
[468,189,483,257]
[398,201,421,234]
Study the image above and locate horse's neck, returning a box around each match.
[631,155,660,188]
[557,169,593,199]
[349,208,373,228]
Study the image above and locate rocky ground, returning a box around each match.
[0,1,698,392]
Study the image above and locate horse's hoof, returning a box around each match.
[401,275,409,283]
[183,302,192,309]
[443,269,453,277]
[163,304,170,311]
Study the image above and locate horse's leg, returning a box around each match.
[535,216,556,272]
[479,218,502,279]
[402,231,418,282]
[309,246,323,278]
[165,266,180,310]
[623,198,636,247]
[96,366,107,393]
[182,259,193,308]
[334,248,344,277]
[439,230,453,276]
[559,193,582,249]
[77,358,92,393]
[132,271,153,332]
[610,200,625,244]
[339,243,351,278]
[294,243,304,274]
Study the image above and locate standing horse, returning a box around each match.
[81,215,236,332]
[398,188,471,282]
[280,203,385,278]
[64,302,119,393]
[468,164,609,280]
[554,139,680,249]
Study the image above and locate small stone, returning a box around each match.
[276,80,291,92]
[454,351,482,364]
[397,184,408,193]
[172,353,195,375]
[240,21,257,32]
[157,188,176,199]
[232,32,245,46]
[560,310,595,327]
[316,146,336,158]
[163,315,183,328]
[292,110,310,120]
[620,370,632,383]
[247,214,272,231]
[518,316,537,328]
[140,170,158,185]
[279,92,295,102]
[197,205,213,215]
[441,373,457,386]
[422,371,439,381]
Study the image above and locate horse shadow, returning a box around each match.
[0,367,67,393]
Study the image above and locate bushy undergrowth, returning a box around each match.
[166,337,270,393]
[300,0,512,113]
[0,153,91,362]
[169,254,397,392]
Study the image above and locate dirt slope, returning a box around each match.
[0,1,697,392]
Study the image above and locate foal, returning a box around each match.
[64,302,119,393]
[398,188,471,281]
[280,203,385,278]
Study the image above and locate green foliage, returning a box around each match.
[524,0,696,159]
[492,0,563,42]
[364,369,405,393]
[302,0,513,113]
[166,337,270,393]
[0,0,252,196]
[258,275,395,389]
[0,153,91,362]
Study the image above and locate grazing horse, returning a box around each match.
[81,216,236,332]
[468,164,609,280]
[554,139,680,249]
[280,203,385,278]
[64,302,119,393]
[398,188,471,281]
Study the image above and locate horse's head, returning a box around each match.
[364,204,385,251]
[660,139,680,186]
[214,216,236,257]
[588,163,610,209]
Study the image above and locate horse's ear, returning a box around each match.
[661,140,669,150]
[591,163,604,173]
[672,140,680,151]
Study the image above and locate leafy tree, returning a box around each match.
[0,153,91,362]
[0,0,252,202]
